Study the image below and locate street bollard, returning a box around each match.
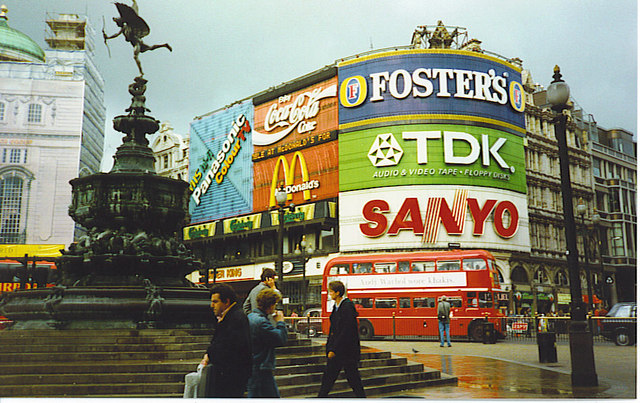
[392,313,396,341]
[482,320,496,344]
[537,331,557,363]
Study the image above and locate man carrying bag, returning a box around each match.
[437,296,452,347]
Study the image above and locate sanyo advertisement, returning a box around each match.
[188,101,254,223]
[339,185,530,253]
[337,49,525,132]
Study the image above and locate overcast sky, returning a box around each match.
[6,0,638,171]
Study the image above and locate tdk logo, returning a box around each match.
[368,133,404,167]
[367,130,514,173]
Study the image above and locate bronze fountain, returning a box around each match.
[0,2,212,329]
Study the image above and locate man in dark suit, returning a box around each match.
[317,280,366,397]
[200,283,252,397]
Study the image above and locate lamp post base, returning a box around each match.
[569,320,598,387]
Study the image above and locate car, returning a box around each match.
[295,307,323,337]
[601,302,636,346]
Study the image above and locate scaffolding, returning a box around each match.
[45,13,94,53]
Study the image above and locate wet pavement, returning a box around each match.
[361,340,636,399]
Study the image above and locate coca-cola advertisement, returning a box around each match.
[252,76,338,159]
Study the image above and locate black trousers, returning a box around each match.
[317,357,366,398]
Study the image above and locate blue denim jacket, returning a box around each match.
[247,309,288,371]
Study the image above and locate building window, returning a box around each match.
[0,102,5,121]
[27,104,42,123]
[162,154,169,169]
[554,271,569,286]
[0,176,24,243]
[534,269,549,284]
[2,149,27,164]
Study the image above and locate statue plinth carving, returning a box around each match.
[0,1,212,329]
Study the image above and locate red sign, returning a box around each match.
[512,321,528,332]
[253,142,338,211]
[253,77,338,152]
[360,195,520,240]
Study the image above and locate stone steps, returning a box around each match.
[0,329,456,397]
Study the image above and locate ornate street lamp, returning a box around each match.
[294,235,314,312]
[576,200,594,313]
[547,66,598,386]
[275,188,288,289]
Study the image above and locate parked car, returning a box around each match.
[295,307,323,337]
[601,302,636,346]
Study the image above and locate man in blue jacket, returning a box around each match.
[247,288,288,397]
[317,280,366,397]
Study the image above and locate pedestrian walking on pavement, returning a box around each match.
[244,268,280,315]
[437,296,452,347]
[201,284,252,397]
[317,280,366,398]
[247,288,288,398]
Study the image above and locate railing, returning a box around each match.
[283,314,635,345]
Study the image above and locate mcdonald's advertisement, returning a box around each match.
[188,100,254,223]
[339,185,530,253]
[337,50,525,133]
[253,141,339,211]
[339,123,526,193]
[252,77,338,158]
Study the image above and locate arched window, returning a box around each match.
[554,271,569,286]
[0,168,33,244]
[534,269,550,284]
[0,176,24,243]
[511,266,528,284]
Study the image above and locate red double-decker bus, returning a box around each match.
[0,258,57,329]
[321,250,507,341]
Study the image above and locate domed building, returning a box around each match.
[0,6,105,256]
[0,5,45,62]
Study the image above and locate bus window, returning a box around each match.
[398,261,411,272]
[375,298,397,309]
[463,258,487,271]
[374,262,396,273]
[353,262,372,274]
[437,260,461,271]
[412,261,435,272]
[478,292,493,308]
[467,291,478,307]
[448,297,463,308]
[329,264,349,275]
[352,298,373,308]
[399,297,411,308]
[413,297,435,308]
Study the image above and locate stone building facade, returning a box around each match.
[149,122,190,181]
[0,10,105,247]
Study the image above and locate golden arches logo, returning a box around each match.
[269,151,317,208]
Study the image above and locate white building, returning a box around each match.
[150,121,190,181]
[0,8,105,247]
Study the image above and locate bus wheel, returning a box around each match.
[359,320,374,340]
[468,320,484,342]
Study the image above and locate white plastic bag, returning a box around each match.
[183,363,205,398]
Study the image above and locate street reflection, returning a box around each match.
[396,353,626,399]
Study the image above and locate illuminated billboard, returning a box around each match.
[188,100,254,223]
[253,141,339,211]
[338,49,525,134]
[340,185,530,253]
[253,76,338,154]
[339,124,526,193]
